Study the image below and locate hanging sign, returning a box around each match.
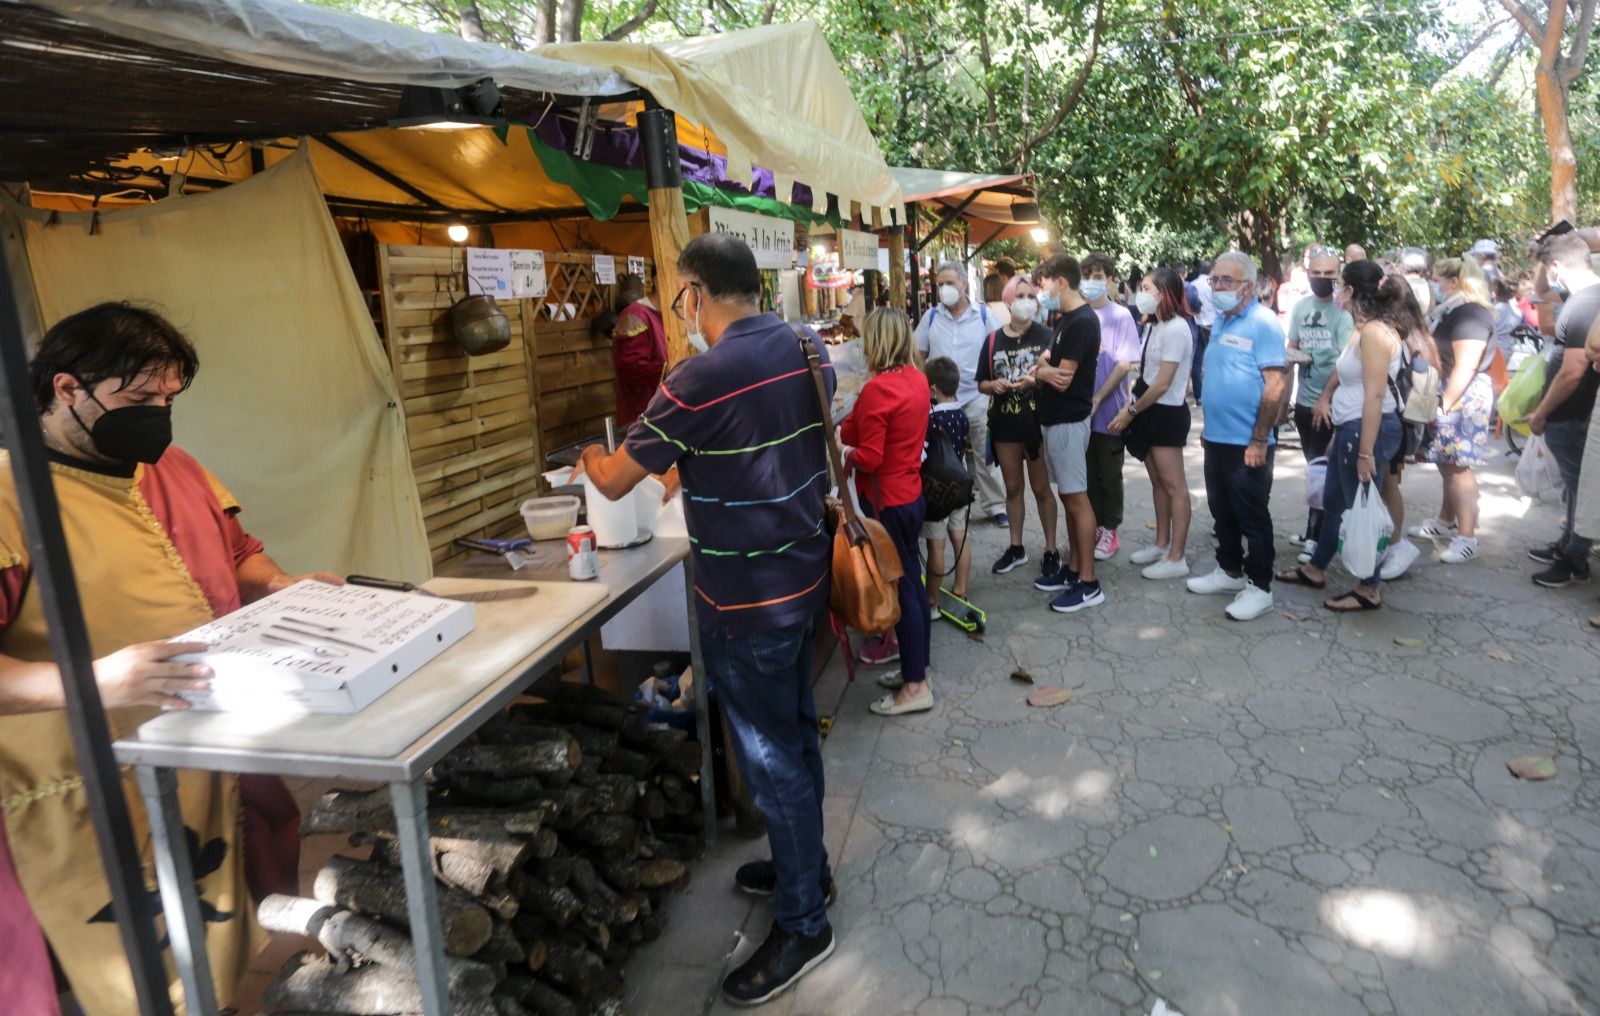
[707,207,795,270]
[593,254,617,285]
[466,247,513,297]
[627,255,646,277]
[807,255,853,291]
[838,228,879,271]
[509,249,547,298]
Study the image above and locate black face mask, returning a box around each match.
[1308,277,1336,300]
[68,385,174,464]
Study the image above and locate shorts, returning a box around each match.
[1042,419,1091,494]
[989,406,1043,460]
[921,516,966,542]
[1127,403,1191,461]
[1428,374,1493,469]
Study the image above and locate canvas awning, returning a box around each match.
[4,0,902,221]
[893,166,1039,248]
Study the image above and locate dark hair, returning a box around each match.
[1536,231,1590,270]
[1080,252,1117,279]
[1387,269,1442,370]
[995,258,1017,279]
[678,233,761,302]
[614,273,646,312]
[1343,260,1419,345]
[1491,273,1517,302]
[983,272,1004,302]
[924,355,960,398]
[31,303,199,413]
[1148,267,1191,323]
[1036,253,1081,289]
[592,308,619,340]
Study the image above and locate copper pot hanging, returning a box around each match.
[449,294,511,356]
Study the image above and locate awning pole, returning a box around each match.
[638,105,693,366]
[0,234,175,1015]
[908,202,922,319]
[887,226,907,314]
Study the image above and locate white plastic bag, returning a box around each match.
[1339,482,1393,578]
[1515,434,1563,499]
[1304,455,1328,510]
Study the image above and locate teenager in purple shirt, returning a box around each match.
[1081,253,1141,561]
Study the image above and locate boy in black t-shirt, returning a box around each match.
[1032,254,1105,613]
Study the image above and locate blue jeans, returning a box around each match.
[1544,418,1594,567]
[701,617,831,936]
[1311,414,1402,588]
[867,497,931,686]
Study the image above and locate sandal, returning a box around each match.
[1325,589,1381,612]
[1590,614,1600,630]
[870,689,934,716]
[1275,566,1326,589]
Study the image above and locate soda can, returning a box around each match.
[566,525,599,581]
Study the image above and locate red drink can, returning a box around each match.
[566,525,599,580]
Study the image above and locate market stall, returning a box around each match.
[891,166,1044,316]
[0,2,904,1015]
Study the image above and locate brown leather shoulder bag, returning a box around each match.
[796,331,903,635]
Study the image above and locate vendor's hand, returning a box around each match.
[1529,409,1548,436]
[569,443,605,484]
[95,641,213,710]
[1312,399,1333,430]
[659,467,682,503]
[1244,439,1268,468]
[266,572,344,594]
[1356,453,1377,483]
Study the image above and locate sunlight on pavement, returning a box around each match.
[1319,889,1440,960]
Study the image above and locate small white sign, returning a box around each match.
[838,228,879,271]
[628,255,646,277]
[466,247,513,297]
[707,207,795,270]
[593,254,617,285]
[509,249,547,298]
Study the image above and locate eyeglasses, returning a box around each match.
[1208,275,1242,289]
[670,281,702,320]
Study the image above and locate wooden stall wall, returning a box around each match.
[376,244,644,569]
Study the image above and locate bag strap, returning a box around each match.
[794,327,858,526]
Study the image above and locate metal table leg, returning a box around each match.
[580,639,595,686]
[683,560,717,848]
[135,766,218,1016]
[389,779,451,1016]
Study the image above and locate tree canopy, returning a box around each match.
[311,0,1600,272]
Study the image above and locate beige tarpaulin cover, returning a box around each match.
[544,22,901,219]
[7,151,432,581]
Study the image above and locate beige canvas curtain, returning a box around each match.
[8,150,431,581]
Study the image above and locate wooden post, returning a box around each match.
[887,227,907,314]
[638,107,694,367]
[907,202,922,319]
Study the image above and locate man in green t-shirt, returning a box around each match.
[1286,247,1355,551]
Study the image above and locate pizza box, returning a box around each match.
[172,581,475,714]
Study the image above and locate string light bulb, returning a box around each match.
[447,223,470,243]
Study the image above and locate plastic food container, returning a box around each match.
[520,495,581,541]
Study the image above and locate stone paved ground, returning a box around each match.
[624,436,1600,1016]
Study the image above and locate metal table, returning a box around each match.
[111,536,714,1016]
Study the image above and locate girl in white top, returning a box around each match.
[1277,261,1407,610]
[1108,267,1196,578]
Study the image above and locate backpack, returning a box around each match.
[1388,340,1439,457]
[921,416,973,523]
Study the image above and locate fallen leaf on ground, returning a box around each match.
[1148,845,1159,858]
[1279,609,1313,622]
[1148,970,1163,981]
[1119,912,1134,922]
[1487,648,1514,663]
[1377,788,1392,799]
[1027,686,1072,707]
[1010,667,1035,683]
[1507,752,1557,781]
[1393,636,1425,647]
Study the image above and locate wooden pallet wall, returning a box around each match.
[376,243,647,568]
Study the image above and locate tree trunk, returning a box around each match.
[314,855,494,957]
[1535,64,1579,222]
[559,0,586,41]
[457,0,488,41]
[535,0,558,44]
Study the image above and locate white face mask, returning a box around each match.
[1134,291,1159,317]
[938,283,962,308]
[1080,279,1109,303]
[1009,297,1038,323]
[685,285,708,353]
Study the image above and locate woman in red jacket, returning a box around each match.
[842,308,934,715]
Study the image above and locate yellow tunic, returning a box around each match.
[0,452,261,1016]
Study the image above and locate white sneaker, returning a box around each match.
[1225,582,1275,621]
[1142,557,1191,580]
[1297,539,1317,565]
[1130,544,1167,565]
[1379,538,1420,580]
[1438,536,1480,564]
[1187,567,1249,595]
[1410,517,1458,540]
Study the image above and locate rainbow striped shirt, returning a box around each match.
[625,313,834,633]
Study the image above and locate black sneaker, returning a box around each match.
[735,859,838,905]
[1528,542,1562,565]
[1040,549,1062,579]
[1533,561,1591,588]
[722,923,836,1006]
[992,545,1029,574]
[1033,565,1078,593]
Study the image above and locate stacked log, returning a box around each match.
[262,677,700,1016]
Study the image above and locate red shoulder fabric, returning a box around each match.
[138,447,257,618]
[840,366,930,511]
[613,301,668,425]
[0,817,61,1016]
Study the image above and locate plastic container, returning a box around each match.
[520,495,580,541]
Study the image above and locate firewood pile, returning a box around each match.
[260,676,704,1016]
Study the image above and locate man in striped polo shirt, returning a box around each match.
[577,233,836,1006]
